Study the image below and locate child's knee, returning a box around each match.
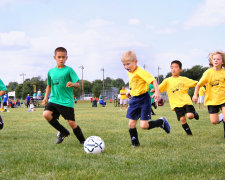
[68,120,77,129]
[187,113,194,119]
[43,111,52,121]
[129,120,136,129]
[140,124,148,129]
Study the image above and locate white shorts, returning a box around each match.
[198,96,204,104]
[120,99,128,105]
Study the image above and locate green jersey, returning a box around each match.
[148,84,154,104]
[0,79,7,92]
[47,66,79,108]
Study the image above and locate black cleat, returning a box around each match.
[194,112,199,120]
[56,131,70,144]
[132,143,140,148]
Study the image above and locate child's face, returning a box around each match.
[54,51,68,68]
[171,63,182,77]
[122,60,137,72]
[212,54,223,69]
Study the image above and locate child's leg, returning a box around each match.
[186,105,199,120]
[129,120,140,146]
[140,118,170,133]
[180,116,192,135]
[68,120,85,144]
[0,115,3,130]
[43,110,69,135]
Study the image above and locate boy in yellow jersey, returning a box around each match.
[198,86,206,109]
[192,51,225,138]
[120,86,128,110]
[121,51,170,148]
[159,60,199,136]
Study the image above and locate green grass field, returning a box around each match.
[1,101,225,180]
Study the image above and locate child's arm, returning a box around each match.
[66,81,80,88]
[192,84,200,103]
[0,91,5,96]
[42,85,51,106]
[152,80,161,102]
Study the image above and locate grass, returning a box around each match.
[1,101,225,180]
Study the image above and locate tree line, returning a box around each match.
[6,65,208,99]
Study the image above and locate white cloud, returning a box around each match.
[146,25,176,34]
[184,0,225,28]
[88,18,113,28]
[0,31,30,48]
[128,18,141,25]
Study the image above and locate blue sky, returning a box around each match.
[1,0,225,85]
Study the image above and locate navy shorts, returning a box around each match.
[44,102,75,121]
[126,92,151,121]
[208,103,225,114]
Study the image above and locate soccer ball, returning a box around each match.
[84,136,105,154]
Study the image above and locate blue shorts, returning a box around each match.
[126,92,151,120]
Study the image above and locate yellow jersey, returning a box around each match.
[198,87,205,97]
[197,68,225,105]
[159,76,197,110]
[120,89,127,99]
[128,67,155,96]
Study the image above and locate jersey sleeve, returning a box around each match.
[70,68,79,83]
[184,77,198,88]
[0,79,7,91]
[47,71,51,86]
[159,79,167,93]
[197,70,208,87]
[141,70,155,84]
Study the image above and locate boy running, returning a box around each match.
[121,51,170,148]
[42,47,85,144]
[0,79,7,129]
[159,60,199,136]
[192,51,225,138]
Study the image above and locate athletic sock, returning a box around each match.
[129,128,140,145]
[0,115,3,130]
[73,126,85,143]
[148,119,163,129]
[182,123,192,135]
[49,118,69,135]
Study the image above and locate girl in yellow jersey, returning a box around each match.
[197,86,206,109]
[121,51,170,148]
[193,51,225,138]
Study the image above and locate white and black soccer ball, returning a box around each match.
[84,136,105,154]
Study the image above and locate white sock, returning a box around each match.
[219,113,223,122]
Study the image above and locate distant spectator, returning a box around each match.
[26,94,30,108]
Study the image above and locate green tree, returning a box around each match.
[6,82,18,92]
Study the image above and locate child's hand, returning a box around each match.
[192,95,198,103]
[153,92,161,102]
[66,81,73,87]
[126,92,131,98]
[42,99,48,106]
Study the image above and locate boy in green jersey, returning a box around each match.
[42,47,85,144]
[0,78,7,129]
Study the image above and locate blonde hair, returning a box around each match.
[121,51,137,62]
[209,51,225,68]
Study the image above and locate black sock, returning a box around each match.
[148,119,163,129]
[182,123,192,135]
[0,115,3,130]
[73,126,85,143]
[151,109,155,115]
[49,118,69,135]
[129,128,140,145]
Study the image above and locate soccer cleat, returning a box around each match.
[56,131,70,144]
[194,112,199,120]
[160,117,171,133]
[132,143,140,148]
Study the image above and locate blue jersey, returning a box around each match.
[26,96,30,101]
[3,94,8,103]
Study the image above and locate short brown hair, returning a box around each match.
[171,60,182,69]
[209,51,225,68]
[55,47,67,55]
[121,51,137,62]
